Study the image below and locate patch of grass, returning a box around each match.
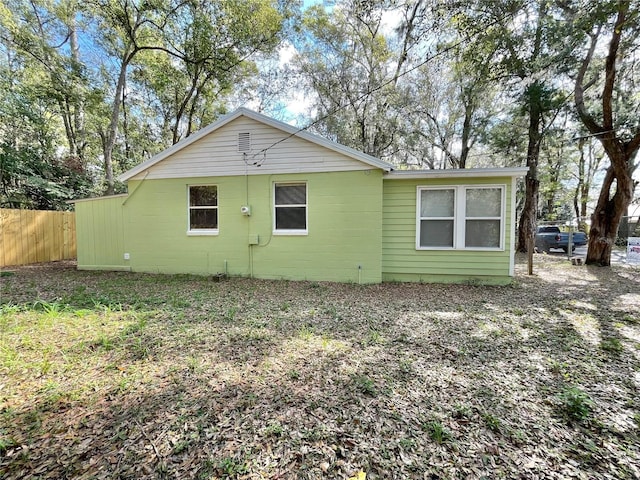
[279,301,291,312]
[509,429,528,445]
[422,420,452,444]
[452,403,472,421]
[239,393,258,409]
[297,324,314,340]
[398,358,415,376]
[33,300,66,317]
[262,421,283,437]
[303,425,330,442]
[0,303,21,315]
[558,386,593,422]
[352,375,378,396]
[217,456,249,477]
[600,337,624,354]
[365,329,384,345]
[569,438,601,465]
[224,306,239,322]
[0,430,17,453]
[95,334,115,351]
[197,459,216,479]
[172,439,191,454]
[186,356,202,373]
[482,412,502,433]
[121,316,147,336]
[2,264,639,478]
[323,304,341,320]
[22,410,43,433]
[398,437,415,450]
[548,358,569,375]
[127,336,152,360]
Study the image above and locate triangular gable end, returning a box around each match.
[119,108,393,181]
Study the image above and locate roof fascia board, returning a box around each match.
[383,167,529,180]
[67,193,129,204]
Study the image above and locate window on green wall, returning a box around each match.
[274,182,307,234]
[188,185,218,234]
[417,185,504,250]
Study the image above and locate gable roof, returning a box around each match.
[118,107,394,182]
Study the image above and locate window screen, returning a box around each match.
[189,185,218,230]
[274,183,307,231]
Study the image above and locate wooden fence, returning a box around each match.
[0,209,76,267]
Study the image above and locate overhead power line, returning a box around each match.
[247,9,516,161]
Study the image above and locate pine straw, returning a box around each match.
[1,254,639,479]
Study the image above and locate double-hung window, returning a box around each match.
[417,185,504,250]
[274,182,307,234]
[418,188,456,247]
[464,187,503,248]
[188,185,218,234]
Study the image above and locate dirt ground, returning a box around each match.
[1,254,639,479]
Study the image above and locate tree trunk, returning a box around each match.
[573,139,585,230]
[574,3,640,265]
[585,159,635,266]
[103,49,131,195]
[516,85,543,253]
[573,152,584,230]
[69,18,85,162]
[459,101,473,169]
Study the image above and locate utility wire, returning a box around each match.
[247,10,516,162]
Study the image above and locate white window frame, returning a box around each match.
[416,185,505,251]
[273,182,308,235]
[416,187,457,249]
[187,184,219,236]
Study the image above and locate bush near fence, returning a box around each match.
[0,209,76,267]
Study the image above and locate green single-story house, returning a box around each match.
[73,108,527,284]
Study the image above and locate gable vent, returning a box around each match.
[238,132,251,152]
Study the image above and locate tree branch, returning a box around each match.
[574,28,604,134]
[602,3,628,130]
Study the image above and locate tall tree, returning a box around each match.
[295,1,403,159]
[89,0,287,193]
[0,0,94,208]
[88,0,191,194]
[448,1,568,251]
[571,1,640,266]
[1,0,93,166]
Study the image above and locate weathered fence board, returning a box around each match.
[0,209,76,267]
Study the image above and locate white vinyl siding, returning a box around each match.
[416,185,505,250]
[131,116,374,180]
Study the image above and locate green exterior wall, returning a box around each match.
[75,195,128,271]
[75,171,519,285]
[382,177,514,284]
[76,170,383,283]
